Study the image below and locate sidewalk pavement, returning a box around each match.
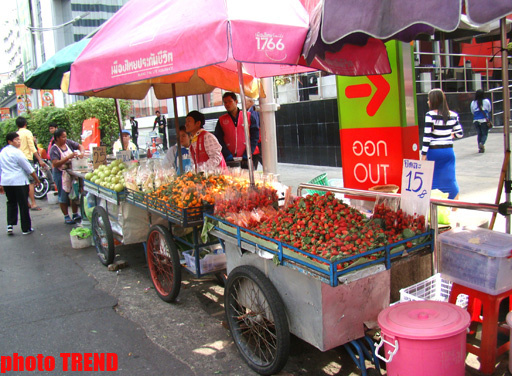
[277,130,508,231]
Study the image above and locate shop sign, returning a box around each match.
[15,84,32,114]
[92,146,107,169]
[0,108,10,120]
[40,90,55,107]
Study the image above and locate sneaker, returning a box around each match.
[64,216,75,225]
[72,213,82,222]
[7,225,13,235]
[22,228,34,235]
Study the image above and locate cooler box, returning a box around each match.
[439,227,512,295]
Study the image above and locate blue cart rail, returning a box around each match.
[206,213,433,287]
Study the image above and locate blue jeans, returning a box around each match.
[475,121,489,146]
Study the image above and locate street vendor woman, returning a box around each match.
[49,128,85,225]
[185,110,226,172]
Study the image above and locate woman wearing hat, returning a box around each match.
[113,130,138,159]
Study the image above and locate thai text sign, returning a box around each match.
[400,159,434,218]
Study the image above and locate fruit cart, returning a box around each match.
[124,187,223,302]
[84,180,223,303]
[205,183,434,376]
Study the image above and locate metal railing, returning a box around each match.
[414,51,503,94]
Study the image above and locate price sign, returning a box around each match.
[116,150,131,163]
[92,146,107,169]
[400,159,434,218]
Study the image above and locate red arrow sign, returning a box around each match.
[344,75,390,116]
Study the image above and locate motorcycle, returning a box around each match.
[34,160,54,200]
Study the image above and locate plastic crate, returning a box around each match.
[306,173,329,195]
[439,227,512,295]
[183,246,226,274]
[400,273,468,308]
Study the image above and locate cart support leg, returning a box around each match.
[343,335,381,376]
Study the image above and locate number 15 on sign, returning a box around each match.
[400,159,434,218]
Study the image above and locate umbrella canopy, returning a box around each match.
[304,0,512,61]
[63,59,261,99]
[69,0,390,96]
[25,38,90,90]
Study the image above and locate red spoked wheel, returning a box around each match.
[146,225,181,303]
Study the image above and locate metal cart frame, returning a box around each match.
[84,181,224,303]
[205,184,434,375]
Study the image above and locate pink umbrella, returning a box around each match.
[69,0,391,182]
[69,0,389,94]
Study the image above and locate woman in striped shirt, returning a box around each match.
[421,89,463,199]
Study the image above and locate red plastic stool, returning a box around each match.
[448,283,512,375]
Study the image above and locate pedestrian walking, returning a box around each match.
[16,116,45,211]
[421,88,463,200]
[470,89,492,153]
[0,132,41,235]
[153,111,167,150]
[130,116,139,147]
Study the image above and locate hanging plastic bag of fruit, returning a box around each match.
[370,184,400,213]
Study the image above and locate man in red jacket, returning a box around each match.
[214,92,259,169]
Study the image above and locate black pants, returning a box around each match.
[4,185,31,232]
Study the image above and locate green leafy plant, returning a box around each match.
[0,97,131,152]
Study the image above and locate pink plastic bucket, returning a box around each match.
[377,301,470,376]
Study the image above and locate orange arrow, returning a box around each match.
[344,75,390,116]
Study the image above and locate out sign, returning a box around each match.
[400,159,434,218]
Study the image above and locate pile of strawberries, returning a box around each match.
[252,193,427,268]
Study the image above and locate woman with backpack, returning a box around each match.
[470,89,492,153]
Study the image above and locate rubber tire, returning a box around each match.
[91,206,115,266]
[146,225,181,303]
[34,178,50,199]
[224,265,290,375]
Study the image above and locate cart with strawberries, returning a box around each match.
[206,183,433,376]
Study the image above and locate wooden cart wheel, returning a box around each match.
[225,265,290,375]
[91,206,115,266]
[146,225,181,303]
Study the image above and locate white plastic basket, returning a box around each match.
[399,273,468,309]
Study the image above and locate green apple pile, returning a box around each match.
[85,160,126,192]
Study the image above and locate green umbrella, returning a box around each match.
[24,38,90,90]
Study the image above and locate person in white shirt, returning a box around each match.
[0,132,41,235]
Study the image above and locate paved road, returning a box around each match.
[1,131,511,375]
